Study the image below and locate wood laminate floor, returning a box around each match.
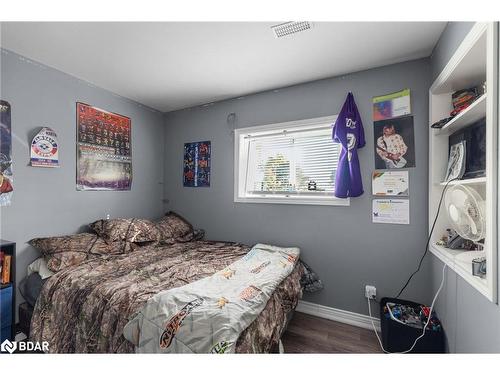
[281,312,383,353]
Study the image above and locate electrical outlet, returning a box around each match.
[106,213,110,220]
[365,285,377,299]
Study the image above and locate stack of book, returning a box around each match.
[0,251,12,284]
[450,87,480,117]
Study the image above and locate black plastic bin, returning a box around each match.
[379,297,445,353]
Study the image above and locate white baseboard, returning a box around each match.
[296,300,381,332]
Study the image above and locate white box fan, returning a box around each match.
[445,185,486,242]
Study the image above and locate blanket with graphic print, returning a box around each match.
[123,243,300,353]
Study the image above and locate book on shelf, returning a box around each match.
[1,253,11,284]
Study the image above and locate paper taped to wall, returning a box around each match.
[372,199,409,225]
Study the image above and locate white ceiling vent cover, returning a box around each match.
[271,22,313,38]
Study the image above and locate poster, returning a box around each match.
[372,199,410,225]
[184,141,211,187]
[374,116,415,169]
[373,89,411,121]
[76,103,132,191]
[30,127,59,167]
[0,100,13,206]
[372,170,409,196]
[445,140,466,181]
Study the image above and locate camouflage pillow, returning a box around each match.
[89,218,160,244]
[155,211,194,244]
[29,233,134,273]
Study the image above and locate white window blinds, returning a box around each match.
[244,126,340,196]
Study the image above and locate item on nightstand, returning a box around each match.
[472,257,486,278]
[436,228,479,250]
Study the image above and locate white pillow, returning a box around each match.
[27,257,54,280]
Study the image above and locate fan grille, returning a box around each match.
[445,185,486,241]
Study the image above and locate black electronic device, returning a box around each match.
[448,117,486,179]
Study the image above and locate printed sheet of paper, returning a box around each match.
[372,170,409,196]
[373,89,411,121]
[372,199,410,225]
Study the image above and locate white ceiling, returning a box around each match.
[1,22,446,112]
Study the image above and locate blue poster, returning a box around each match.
[183,141,211,187]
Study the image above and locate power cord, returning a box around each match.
[368,263,447,354]
[367,178,457,353]
[395,177,458,299]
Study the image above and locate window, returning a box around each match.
[234,115,348,206]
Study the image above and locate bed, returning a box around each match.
[28,237,303,353]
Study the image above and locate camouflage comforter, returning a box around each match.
[30,240,303,353]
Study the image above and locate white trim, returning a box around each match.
[428,22,498,303]
[296,300,381,332]
[234,196,350,206]
[430,22,488,93]
[485,22,498,303]
[233,115,350,207]
[236,115,338,135]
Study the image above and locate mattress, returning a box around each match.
[30,240,303,353]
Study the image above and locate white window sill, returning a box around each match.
[234,195,350,206]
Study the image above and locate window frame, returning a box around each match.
[233,115,350,206]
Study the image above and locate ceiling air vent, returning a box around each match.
[271,21,313,38]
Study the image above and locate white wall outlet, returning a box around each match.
[106,213,110,220]
[365,285,377,299]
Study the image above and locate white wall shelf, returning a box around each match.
[436,94,486,135]
[438,177,486,186]
[430,244,490,298]
[428,22,498,302]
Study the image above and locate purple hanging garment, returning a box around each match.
[332,92,365,198]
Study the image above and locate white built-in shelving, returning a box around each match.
[428,22,498,302]
[437,94,486,135]
[438,176,486,186]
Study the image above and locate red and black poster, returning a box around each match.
[76,103,132,190]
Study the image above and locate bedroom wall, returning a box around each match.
[0,49,166,319]
[163,58,433,317]
[430,22,500,353]
[430,21,476,81]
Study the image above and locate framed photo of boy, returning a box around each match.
[373,116,415,169]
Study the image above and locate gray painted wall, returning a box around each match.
[163,58,433,316]
[0,49,166,319]
[3,23,495,351]
[430,22,500,353]
[430,22,475,81]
